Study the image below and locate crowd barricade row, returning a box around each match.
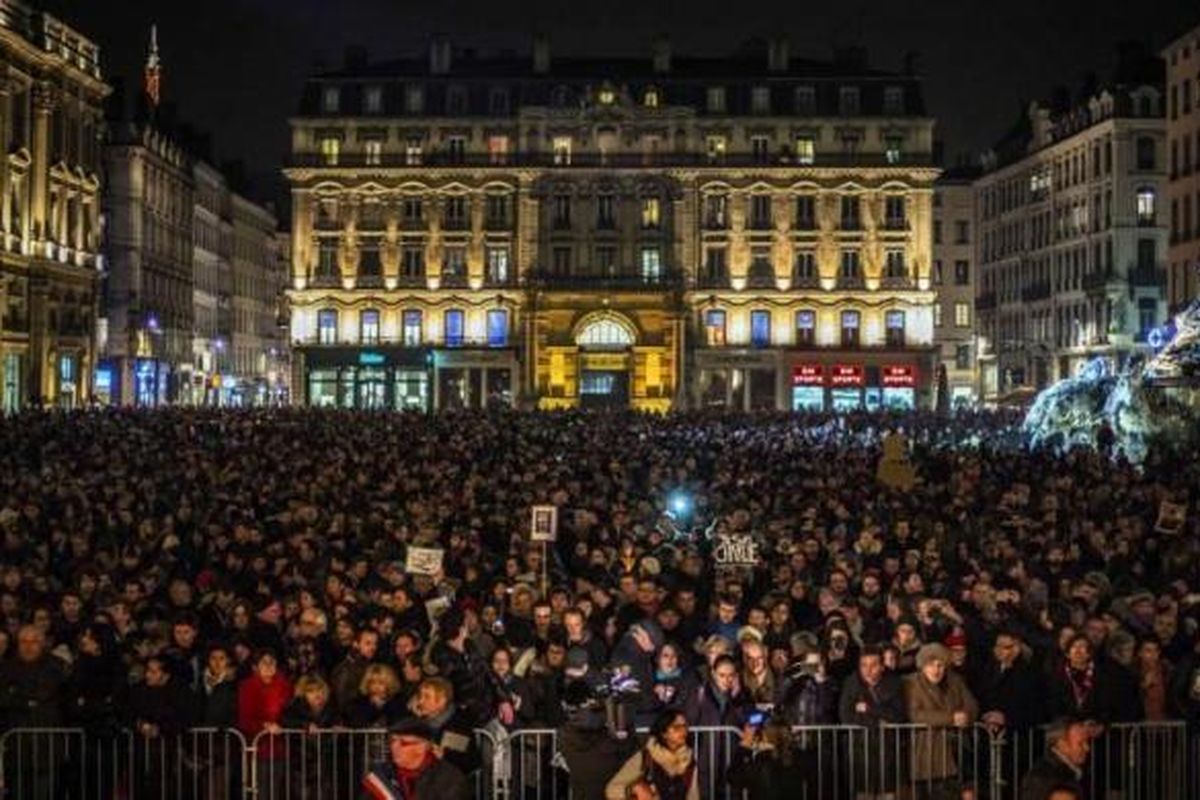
[0,721,1189,799]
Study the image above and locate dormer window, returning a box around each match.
[446,85,467,115]
[707,86,726,113]
[597,86,616,105]
[794,86,816,114]
[405,85,424,113]
[883,86,904,115]
[839,86,860,116]
[364,86,383,114]
[321,87,340,114]
[644,88,660,108]
[751,87,770,114]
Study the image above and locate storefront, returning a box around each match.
[2,351,23,413]
[830,364,866,411]
[881,365,917,410]
[134,359,170,407]
[301,347,432,411]
[791,364,825,411]
[694,351,779,411]
[786,360,924,412]
[434,349,517,410]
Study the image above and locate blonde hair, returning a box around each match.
[359,663,401,698]
[294,674,330,699]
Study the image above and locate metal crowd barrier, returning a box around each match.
[0,727,248,800]
[0,721,1188,799]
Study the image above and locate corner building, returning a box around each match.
[285,37,938,411]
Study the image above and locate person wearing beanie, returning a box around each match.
[903,642,979,788]
[362,717,471,800]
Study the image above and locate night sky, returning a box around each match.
[46,0,1197,208]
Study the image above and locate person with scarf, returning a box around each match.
[605,710,700,800]
[1047,635,1137,722]
[362,718,470,800]
[639,643,696,726]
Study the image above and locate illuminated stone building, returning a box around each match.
[0,1,107,411]
[286,37,938,411]
[975,58,1167,402]
[1164,23,1200,311]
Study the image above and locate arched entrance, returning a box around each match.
[574,312,635,408]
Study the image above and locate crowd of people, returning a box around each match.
[0,406,1197,800]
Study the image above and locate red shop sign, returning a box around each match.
[830,364,864,386]
[792,364,824,386]
[882,365,916,387]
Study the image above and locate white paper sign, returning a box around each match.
[531,506,558,542]
[713,534,760,568]
[405,546,444,575]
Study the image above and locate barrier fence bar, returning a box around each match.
[0,721,1189,799]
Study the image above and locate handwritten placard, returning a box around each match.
[713,534,760,568]
[405,546,444,576]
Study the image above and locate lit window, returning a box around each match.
[884,135,903,164]
[841,310,860,346]
[706,86,726,113]
[360,309,380,344]
[1136,188,1156,225]
[405,137,422,165]
[487,309,508,347]
[704,309,727,346]
[486,247,509,283]
[641,197,661,229]
[317,309,338,344]
[444,309,465,347]
[955,302,971,327]
[750,310,771,347]
[553,136,572,165]
[488,135,509,165]
[640,247,662,281]
[934,303,943,327]
[577,318,635,347]
[644,88,660,107]
[885,310,905,347]
[795,310,816,346]
[320,137,340,166]
[751,87,770,114]
[795,136,815,165]
[364,86,383,114]
[402,310,422,346]
[598,87,615,105]
[364,139,382,166]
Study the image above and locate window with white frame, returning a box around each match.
[317,308,338,344]
[360,309,380,344]
[795,136,815,165]
[553,136,572,165]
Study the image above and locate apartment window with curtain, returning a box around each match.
[704,309,726,345]
[444,309,465,347]
[884,250,906,278]
[402,246,424,278]
[704,194,728,228]
[360,309,380,344]
[884,196,906,228]
[840,195,860,229]
[750,310,771,348]
[793,250,816,282]
[885,310,905,347]
[364,139,382,166]
[486,194,509,226]
[320,137,340,166]
[751,194,772,229]
[954,260,970,285]
[1136,188,1156,225]
[553,136,572,165]
[640,247,662,281]
[795,310,816,346]
[402,310,422,346]
[317,309,338,344]
[794,195,815,229]
[486,247,509,283]
[704,247,727,284]
[955,302,971,327]
[641,197,661,229]
[795,136,815,165]
[321,87,340,113]
[706,136,727,162]
[487,309,508,347]
[840,310,860,347]
[840,249,861,281]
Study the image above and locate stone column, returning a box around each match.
[30,81,56,247]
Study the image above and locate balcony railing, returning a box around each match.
[1020,282,1051,302]
[790,274,821,290]
[879,274,915,290]
[837,275,866,290]
[289,151,937,169]
[525,269,682,291]
[696,273,730,290]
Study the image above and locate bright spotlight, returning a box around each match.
[669,492,691,517]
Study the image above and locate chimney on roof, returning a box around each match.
[767,37,790,72]
[429,34,452,74]
[532,33,550,74]
[344,45,368,72]
[652,34,671,74]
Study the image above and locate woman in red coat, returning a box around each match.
[238,649,293,798]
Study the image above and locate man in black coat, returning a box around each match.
[0,625,67,730]
[1019,719,1090,800]
[976,629,1046,732]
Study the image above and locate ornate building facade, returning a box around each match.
[286,37,938,411]
[975,76,1168,402]
[1165,24,1200,311]
[931,169,978,407]
[0,2,106,411]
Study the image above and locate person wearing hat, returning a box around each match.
[362,718,471,800]
[902,643,979,789]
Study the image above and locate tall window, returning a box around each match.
[841,310,860,347]
[488,87,509,114]
[553,195,571,228]
[443,309,465,347]
[795,136,815,165]
[552,246,571,274]
[840,196,860,229]
[838,86,860,115]
[954,220,970,244]
[955,345,971,370]
[751,87,770,114]
[444,196,467,228]
[794,195,815,229]
[487,135,509,165]
[320,137,339,166]
[402,246,424,278]
[884,135,903,164]
[360,309,380,344]
[643,88,660,108]
[1136,136,1156,170]
[840,250,861,281]
[704,247,727,283]
[321,87,340,113]
[404,85,424,113]
[446,85,467,114]
[794,86,816,114]
[884,196,905,228]
[359,240,382,276]
[1137,238,1156,269]
[442,247,466,278]
[595,246,617,274]
[405,137,423,165]
[704,309,726,346]
[317,240,338,277]
[486,195,509,226]
[751,194,772,229]
[364,139,382,166]
[487,309,508,347]
[885,310,905,347]
[932,259,943,285]
[317,309,338,344]
[795,310,816,346]
[751,135,770,162]
[955,302,971,327]
[793,250,816,282]
[954,260,970,285]
[364,86,383,114]
[706,86,726,113]
[750,310,771,348]
[705,136,727,162]
[883,86,904,114]
[553,136,572,165]
[486,247,509,283]
[640,247,662,281]
[884,250,906,278]
[402,310,422,346]
[446,136,466,164]
[1136,188,1156,225]
[641,197,661,229]
[597,194,615,229]
[934,303,943,327]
